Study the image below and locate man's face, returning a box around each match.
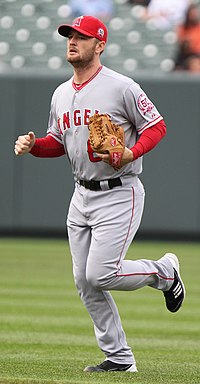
[66,30,99,67]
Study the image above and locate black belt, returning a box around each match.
[79,177,122,191]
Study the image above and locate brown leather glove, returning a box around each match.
[88,113,125,168]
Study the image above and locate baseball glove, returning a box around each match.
[88,113,125,168]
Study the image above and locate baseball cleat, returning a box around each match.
[162,253,185,313]
[84,360,138,372]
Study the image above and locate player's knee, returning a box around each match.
[86,269,111,290]
[74,276,87,292]
[87,276,101,289]
[74,274,97,302]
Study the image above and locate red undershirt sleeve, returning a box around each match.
[130,119,167,160]
[30,134,65,158]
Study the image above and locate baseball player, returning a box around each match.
[14,16,185,373]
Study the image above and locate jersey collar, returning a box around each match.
[72,65,103,91]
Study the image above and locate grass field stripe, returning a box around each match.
[0,238,199,384]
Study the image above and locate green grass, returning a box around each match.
[0,238,199,384]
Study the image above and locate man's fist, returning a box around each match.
[14,131,35,156]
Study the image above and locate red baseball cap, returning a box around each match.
[58,15,108,43]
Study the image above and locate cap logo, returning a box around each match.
[97,28,104,38]
[73,16,84,27]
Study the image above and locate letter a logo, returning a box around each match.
[73,16,84,27]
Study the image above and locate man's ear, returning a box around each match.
[96,41,106,54]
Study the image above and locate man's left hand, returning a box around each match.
[97,147,134,169]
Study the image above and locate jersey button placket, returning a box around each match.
[72,91,80,157]
[73,91,79,107]
[74,129,79,156]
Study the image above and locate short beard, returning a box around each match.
[67,57,94,70]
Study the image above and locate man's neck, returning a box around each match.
[72,65,103,91]
[73,62,102,85]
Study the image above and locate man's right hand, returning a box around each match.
[14,131,36,156]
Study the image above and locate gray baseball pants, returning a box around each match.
[67,176,174,364]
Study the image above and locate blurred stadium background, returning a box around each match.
[0,0,200,239]
[0,0,193,74]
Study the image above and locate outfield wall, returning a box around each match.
[0,71,200,238]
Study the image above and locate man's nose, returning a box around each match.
[69,35,77,44]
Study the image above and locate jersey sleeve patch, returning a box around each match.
[137,93,154,115]
[135,92,162,133]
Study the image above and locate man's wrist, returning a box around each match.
[130,147,138,161]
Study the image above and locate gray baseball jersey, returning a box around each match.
[47,65,163,181]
